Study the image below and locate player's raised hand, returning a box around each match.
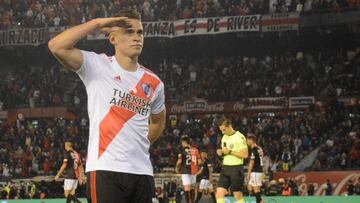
[95,17,131,34]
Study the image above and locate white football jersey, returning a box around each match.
[76,50,165,176]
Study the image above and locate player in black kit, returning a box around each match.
[195,152,215,203]
[176,137,201,203]
[246,135,265,203]
[55,140,85,203]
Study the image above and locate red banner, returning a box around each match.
[273,171,360,195]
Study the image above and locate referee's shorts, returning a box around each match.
[217,165,244,192]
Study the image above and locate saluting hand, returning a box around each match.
[95,17,131,34]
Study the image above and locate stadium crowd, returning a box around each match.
[151,101,360,173]
[0,49,358,111]
[0,0,360,30]
[0,99,359,198]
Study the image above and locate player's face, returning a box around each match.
[201,152,207,159]
[218,124,231,135]
[181,141,188,148]
[247,139,253,146]
[110,19,144,58]
[64,142,71,151]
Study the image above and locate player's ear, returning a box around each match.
[108,33,116,45]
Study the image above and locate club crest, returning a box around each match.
[141,83,152,98]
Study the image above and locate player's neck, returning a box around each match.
[115,53,138,72]
[228,128,236,135]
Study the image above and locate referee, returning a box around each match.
[216,117,248,203]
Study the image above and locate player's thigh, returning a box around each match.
[64,179,77,195]
[249,172,262,188]
[217,167,231,190]
[229,166,244,192]
[87,170,127,203]
[129,175,155,203]
[200,179,212,191]
[199,179,206,190]
[181,174,192,191]
[190,175,197,187]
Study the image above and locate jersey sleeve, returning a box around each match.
[75,50,104,86]
[63,152,70,163]
[235,133,248,151]
[150,81,165,114]
[250,148,255,160]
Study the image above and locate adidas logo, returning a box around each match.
[113,75,121,82]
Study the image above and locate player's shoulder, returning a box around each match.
[235,131,246,139]
[139,64,163,84]
[82,50,108,59]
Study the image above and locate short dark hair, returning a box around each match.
[217,117,232,127]
[180,136,190,144]
[115,9,141,20]
[247,134,257,142]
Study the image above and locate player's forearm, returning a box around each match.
[209,167,213,180]
[247,160,254,174]
[56,165,66,177]
[195,167,203,176]
[148,122,165,144]
[148,109,166,144]
[231,149,248,159]
[79,164,85,179]
[175,160,181,172]
[48,19,99,53]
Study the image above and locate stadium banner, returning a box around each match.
[170,101,226,113]
[0,28,47,47]
[337,97,360,106]
[87,15,260,40]
[169,97,288,113]
[261,12,300,32]
[289,96,315,108]
[3,196,360,203]
[242,97,287,110]
[273,171,360,195]
[48,26,67,39]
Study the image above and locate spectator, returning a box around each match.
[282,183,292,196]
[267,180,280,196]
[325,179,333,196]
[308,183,315,196]
[346,180,355,195]
[355,177,360,195]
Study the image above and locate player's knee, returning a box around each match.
[247,186,252,193]
[216,190,225,198]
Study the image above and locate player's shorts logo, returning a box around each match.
[141,83,152,97]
